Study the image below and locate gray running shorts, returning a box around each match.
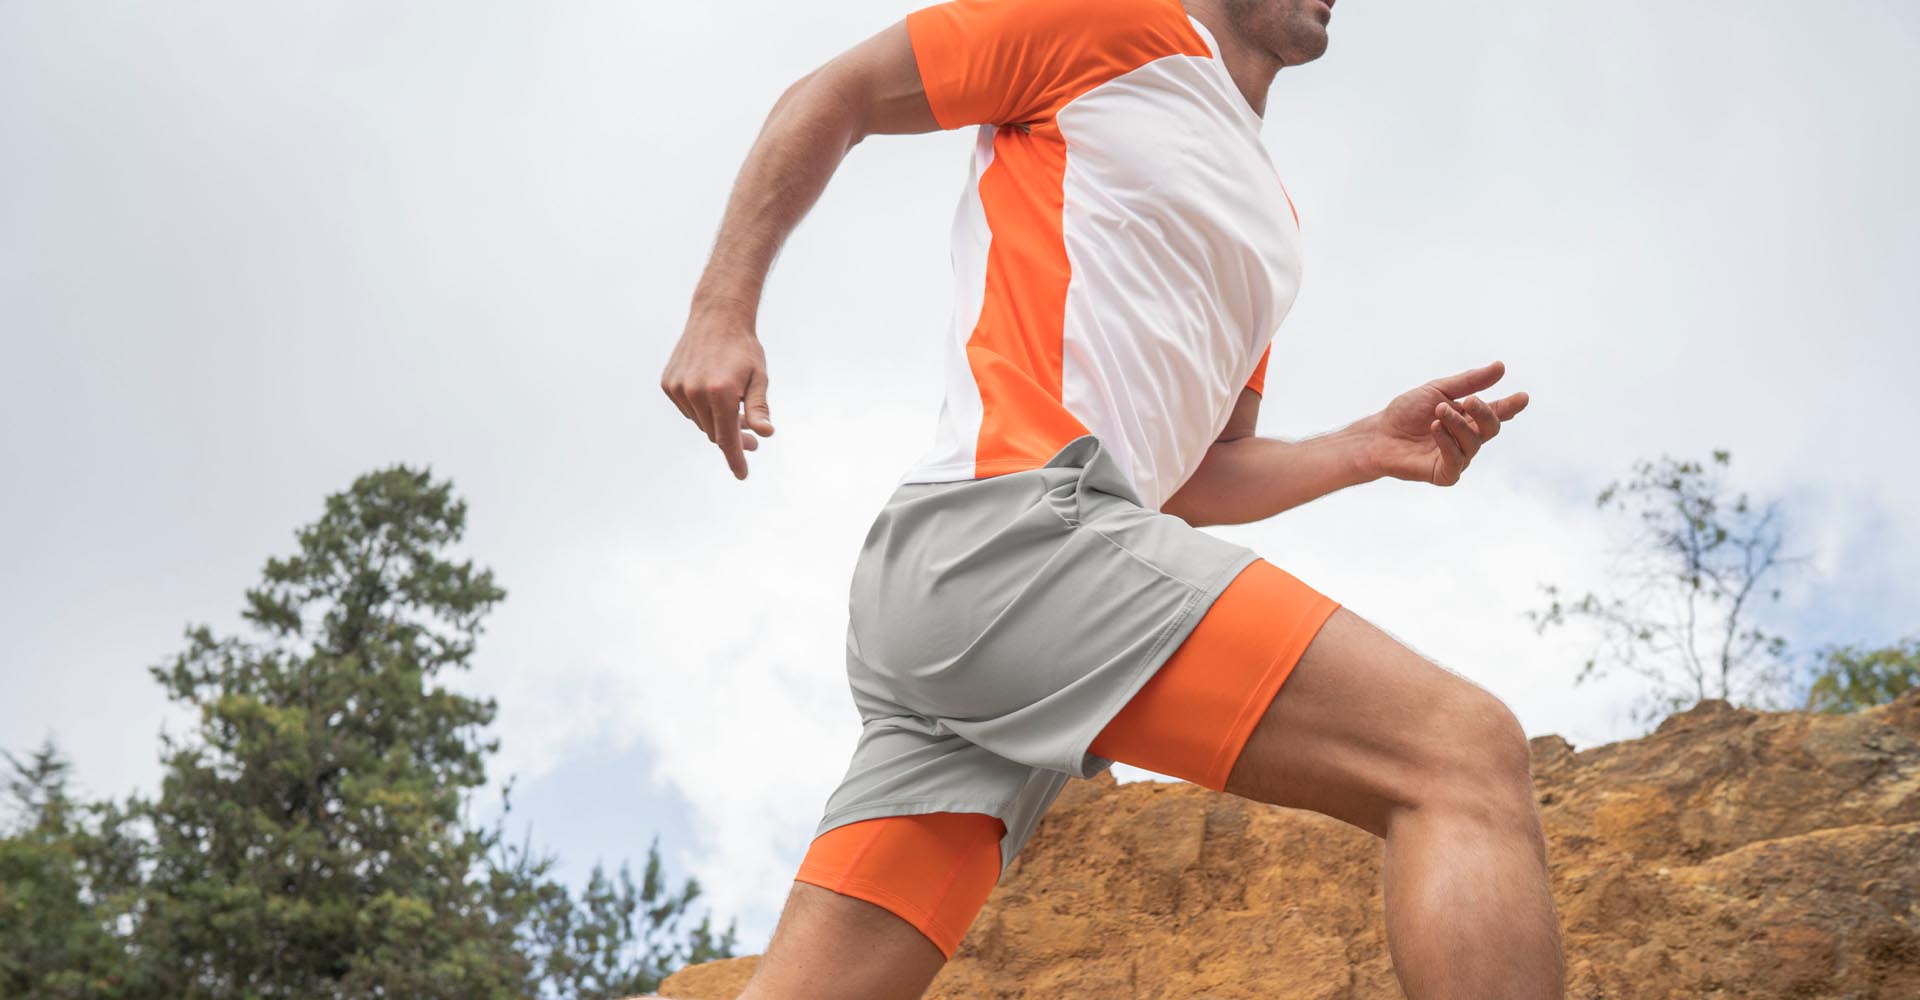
[812,434,1261,873]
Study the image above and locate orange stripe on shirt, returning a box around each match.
[906,0,1211,477]
[967,121,1089,474]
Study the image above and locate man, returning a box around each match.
[661,0,1565,997]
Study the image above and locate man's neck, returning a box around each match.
[1183,0,1282,118]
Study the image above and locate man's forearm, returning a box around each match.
[1163,416,1383,527]
[690,70,868,321]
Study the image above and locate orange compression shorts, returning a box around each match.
[793,559,1340,958]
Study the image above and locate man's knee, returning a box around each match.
[1410,688,1538,825]
[1219,608,1539,839]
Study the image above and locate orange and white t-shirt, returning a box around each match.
[898,0,1304,511]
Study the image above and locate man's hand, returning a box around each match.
[661,304,775,480]
[655,20,935,482]
[1363,360,1529,486]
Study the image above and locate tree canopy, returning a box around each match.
[1,466,733,998]
[1529,450,1915,729]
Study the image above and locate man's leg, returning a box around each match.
[1092,560,1565,1000]
[737,810,1006,1000]
[1223,606,1564,1000]
[734,882,945,1000]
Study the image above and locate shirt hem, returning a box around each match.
[897,457,1052,486]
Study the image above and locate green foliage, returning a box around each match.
[1803,637,1920,714]
[533,837,739,998]
[131,466,532,997]
[0,466,733,998]
[1526,451,1806,731]
[0,743,145,999]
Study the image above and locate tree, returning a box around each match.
[1525,451,1807,731]
[110,464,732,997]
[128,466,544,995]
[0,742,145,999]
[532,836,738,998]
[2,466,733,997]
[1802,637,1920,714]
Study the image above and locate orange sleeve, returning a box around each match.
[1245,345,1272,396]
[904,0,1209,130]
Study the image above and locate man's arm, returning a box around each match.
[661,23,938,480]
[1163,361,1531,527]
[1162,388,1380,528]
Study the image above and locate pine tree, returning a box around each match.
[533,836,738,998]
[3,466,734,997]
[132,466,539,996]
[0,742,145,999]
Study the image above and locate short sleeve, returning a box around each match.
[1245,345,1272,396]
[904,0,1209,130]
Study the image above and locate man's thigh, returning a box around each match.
[1090,559,1522,839]
[741,809,1006,999]
[1221,604,1523,838]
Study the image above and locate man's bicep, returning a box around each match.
[813,0,1199,138]
[814,0,1086,139]
[813,21,942,137]
[905,0,1199,129]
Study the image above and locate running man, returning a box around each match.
[661,0,1565,997]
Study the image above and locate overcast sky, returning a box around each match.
[4,0,1917,953]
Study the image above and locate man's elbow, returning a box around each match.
[770,64,872,148]
[1160,492,1216,528]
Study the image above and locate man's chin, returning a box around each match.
[1281,29,1331,67]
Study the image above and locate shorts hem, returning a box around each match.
[1070,548,1262,779]
[791,865,975,959]
[814,798,1018,845]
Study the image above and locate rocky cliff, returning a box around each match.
[660,690,1920,998]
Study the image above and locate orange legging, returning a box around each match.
[794,559,1340,958]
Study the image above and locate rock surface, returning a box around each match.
[658,690,1920,999]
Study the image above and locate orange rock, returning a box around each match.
[661,689,1920,999]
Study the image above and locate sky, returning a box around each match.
[4,0,1917,954]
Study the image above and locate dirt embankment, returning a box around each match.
[661,689,1920,999]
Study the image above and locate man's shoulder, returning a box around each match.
[912,0,1202,58]
[909,0,1209,128]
